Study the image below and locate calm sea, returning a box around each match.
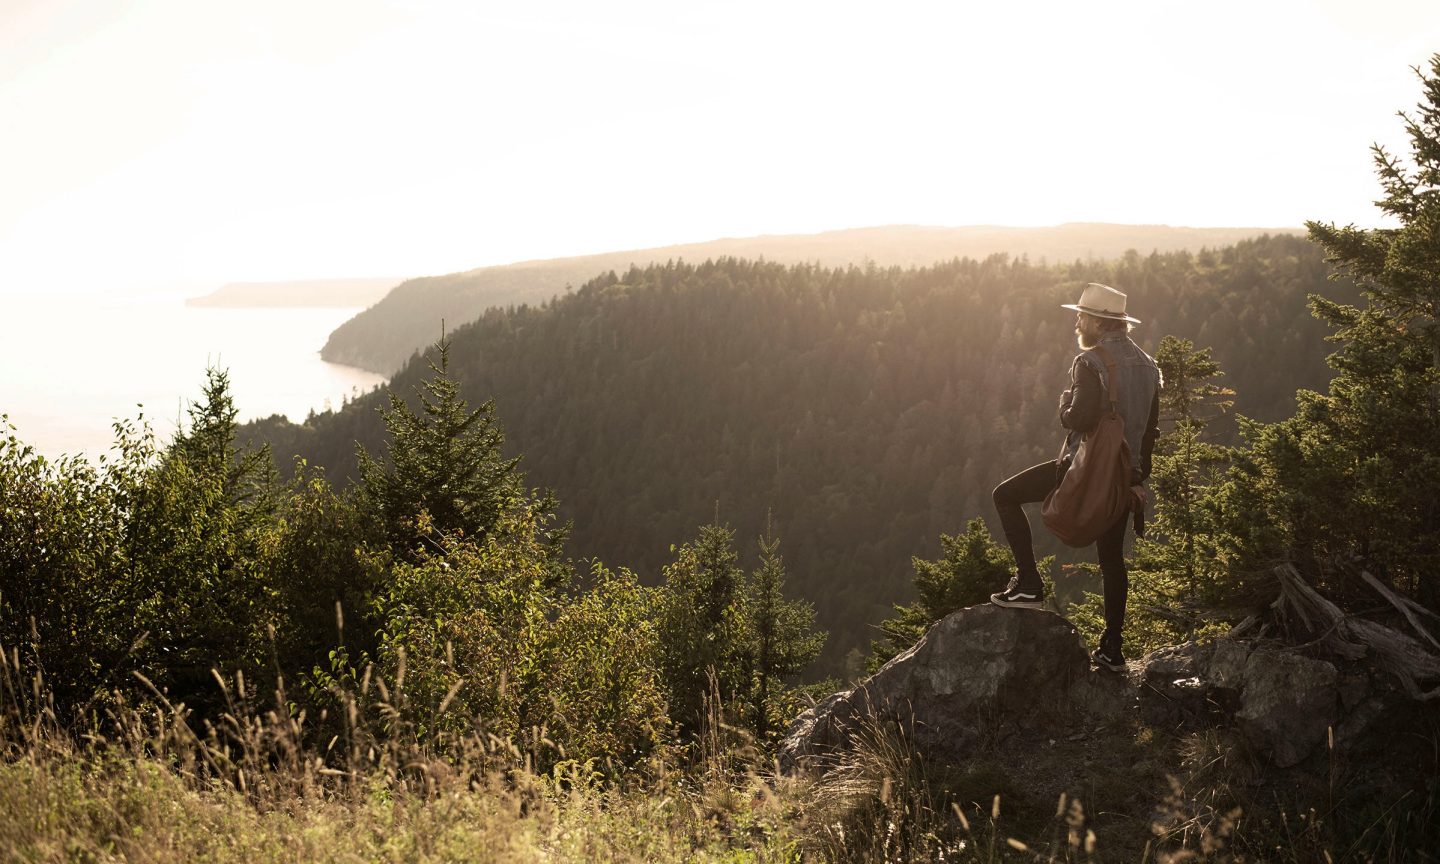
[1,292,387,460]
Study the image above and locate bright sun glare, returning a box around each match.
[0,0,1435,295]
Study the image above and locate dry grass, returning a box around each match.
[2,745,816,862]
[5,641,1437,862]
[786,712,1105,863]
[0,644,799,863]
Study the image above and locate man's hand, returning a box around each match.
[1059,388,1073,411]
[1130,485,1149,538]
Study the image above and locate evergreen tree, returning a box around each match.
[1156,336,1233,426]
[1280,54,1440,605]
[738,528,824,740]
[357,338,536,558]
[121,369,278,708]
[171,367,277,519]
[1149,336,1233,605]
[869,518,1015,671]
[654,522,746,731]
[1308,54,1440,403]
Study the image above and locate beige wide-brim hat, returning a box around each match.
[1061,282,1142,324]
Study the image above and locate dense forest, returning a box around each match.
[252,234,1356,675]
[320,224,1303,374]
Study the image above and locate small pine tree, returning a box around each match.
[171,367,277,518]
[1148,336,1233,606]
[654,522,746,732]
[123,369,278,710]
[357,338,543,558]
[868,518,1015,672]
[738,527,824,740]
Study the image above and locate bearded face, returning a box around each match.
[1075,312,1105,349]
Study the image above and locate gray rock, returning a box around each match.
[779,605,1089,770]
[1235,648,1338,768]
[1068,665,1133,720]
[1141,641,1213,687]
[781,618,1355,775]
[1138,641,1216,724]
[1335,696,1385,748]
[1337,671,1371,711]
[1209,639,1252,692]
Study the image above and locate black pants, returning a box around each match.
[992,460,1128,651]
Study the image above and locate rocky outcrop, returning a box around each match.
[780,605,1090,768]
[781,602,1407,773]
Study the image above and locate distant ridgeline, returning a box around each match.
[246,235,1354,675]
[319,224,1304,374]
[186,278,400,308]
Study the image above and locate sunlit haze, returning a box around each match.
[2,0,1437,295]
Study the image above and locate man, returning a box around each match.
[988,282,1161,671]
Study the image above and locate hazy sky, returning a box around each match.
[2,0,1437,295]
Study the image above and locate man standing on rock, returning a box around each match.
[988,283,1161,671]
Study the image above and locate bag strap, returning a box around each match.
[1090,343,1121,412]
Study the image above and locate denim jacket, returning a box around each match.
[1059,333,1162,484]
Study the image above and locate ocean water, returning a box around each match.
[1,292,387,460]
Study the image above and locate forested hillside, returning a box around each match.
[320,223,1302,374]
[249,233,1354,674]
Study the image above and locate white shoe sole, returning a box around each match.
[1091,654,1126,672]
[990,594,1043,609]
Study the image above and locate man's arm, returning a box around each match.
[1139,390,1160,482]
[1061,359,1103,434]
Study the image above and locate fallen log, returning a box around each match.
[1271,564,1366,660]
[1358,569,1440,652]
[1272,564,1440,702]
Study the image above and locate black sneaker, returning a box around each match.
[1091,645,1126,672]
[990,576,1044,609]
